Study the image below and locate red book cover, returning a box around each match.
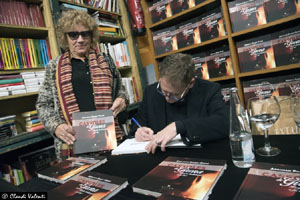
[37,156,107,184]
[48,171,128,200]
[228,0,267,33]
[220,83,236,105]
[34,4,45,27]
[206,45,233,79]
[148,0,173,24]
[271,25,300,67]
[237,34,276,73]
[264,0,299,22]
[234,162,300,200]
[132,156,227,199]
[197,7,226,42]
[72,110,117,155]
[191,52,209,80]
[176,18,200,49]
[153,26,178,55]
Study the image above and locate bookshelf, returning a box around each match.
[140,0,300,106]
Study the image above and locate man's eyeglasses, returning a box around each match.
[156,82,189,101]
[66,31,92,40]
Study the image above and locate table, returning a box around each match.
[18,135,300,199]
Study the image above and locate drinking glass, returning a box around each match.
[291,96,300,150]
[248,95,281,156]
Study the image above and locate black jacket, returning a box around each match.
[129,78,229,145]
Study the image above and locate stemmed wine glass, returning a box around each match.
[247,94,281,157]
[291,92,300,151]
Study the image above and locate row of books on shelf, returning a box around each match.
[92,11,123,32]
[98,41,131,68]
[0,109,44,141]
[182,23,300,80]
[122,77,140,104]
[64,0,120,13]
[148,0,206,24]
[0,38,51,70]
[228,0,300,32]
[149,0,300,33]
[0,0,45,27]
[153,7,226,55]
[237,24,300,73]
[0,71,45,97]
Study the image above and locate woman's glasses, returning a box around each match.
[66,31,92,40]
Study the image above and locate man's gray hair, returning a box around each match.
[159,53,195,87]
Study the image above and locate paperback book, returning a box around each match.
[237,34,276,72]
[191,52,209,80]
[153,26,178,55]
[48,171,128,200]
[271,25,300,67]
[132,156,227,199]
[228,0,267,32]
[176,18,200,49]
[37,156,107,184]
[234,162,300,199]
[148,0,173,24]
[72,109,117,155]
[264,0,299,22]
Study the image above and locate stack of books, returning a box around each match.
[0,74,25,97]
[21,110,44,132]
[0,115,17,141]
[21,71,44,93]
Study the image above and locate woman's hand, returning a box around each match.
[110,97,126,117]
[135,127,154,142]
[55,123,76,145]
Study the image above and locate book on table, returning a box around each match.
[234,162,300,200]
[72,109,117,155]
[37,155,107,184]
[132,156,227,199]
[48,171,128,200]
[111,135,201,155]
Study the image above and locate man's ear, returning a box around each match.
[189,78,195,88]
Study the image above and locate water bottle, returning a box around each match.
[229,88,255,168]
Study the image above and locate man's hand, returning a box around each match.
[135,127,154,142]
[55,123,75,145]
[110,97,126,117]
[146,122,177,154]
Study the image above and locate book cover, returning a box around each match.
[206,45,233,79]
[264,0,299,22]
[237,34,276,73]
[228,0,267,33]
[149,0,173,24]
[37,156,107,184]
[48,171,128,200]
[170,0,190,16]
[132,156,226,199]
[271,25,300,67]
[176,18,200,49]
[234,162,300,200]
[191,52,209,80]
[153,26,178,55]
[197,7,226,42]
[72,110,117,155]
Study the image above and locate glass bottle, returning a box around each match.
[229,88,255,168]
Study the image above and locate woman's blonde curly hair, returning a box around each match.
[56,10,99,50]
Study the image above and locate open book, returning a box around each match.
[111,135,201,155]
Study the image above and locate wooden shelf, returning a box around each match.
[0,24,49,38]
[0,92,38,101]
[99,34,126,44]
[0,130,52,155]
[0,68,45,75]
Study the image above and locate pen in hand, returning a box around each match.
[132,117,141,128]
